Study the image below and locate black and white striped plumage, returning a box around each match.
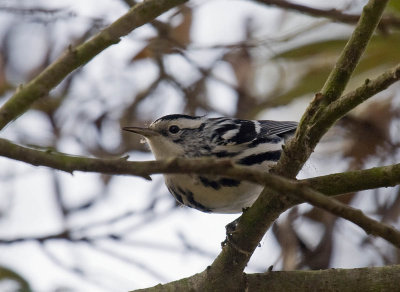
[123,114,297,214]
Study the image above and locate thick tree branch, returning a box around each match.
[203,1,390,289]
[133,265,400,292]
[1,138,400,199]
[253,0,400,30]
[304,165,400,196]
[0,0,187,130]
[277,0,390,178]
[1,139,400,248]
[247,266,400,292]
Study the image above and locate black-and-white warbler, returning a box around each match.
[123,114,297,214]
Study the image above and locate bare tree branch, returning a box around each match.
[278,62,400,179]
[327,63,400,120]
[278,0,391,178]
[0,230,71,244]
[0,6,68,15]
[1,140,400,248]
[1,137,400,199]
[286,184,400,248]
[253,0,400,30]
[203,1,390,290]
[133,265,400,292]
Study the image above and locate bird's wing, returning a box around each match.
[258,120,298,136]
[208,118,297,147]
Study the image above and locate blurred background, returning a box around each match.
[0,0,400,291]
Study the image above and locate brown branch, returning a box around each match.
[133,265,400,292]
[246,266,400,291]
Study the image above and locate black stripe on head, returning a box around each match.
[154,114,200,123]
[238,150,282,165]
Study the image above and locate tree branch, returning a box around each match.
[204,1,390,289]
[0,230,71,244]
[0,0,187,130]
[133,265,400,292]
[247,266,400,292]
[1,138,400,248]
[0,266,32,292]
[1,138,400,199]
[131,265,400,292]
[327,63,400,120]
[278,62,400,181]
[253,0,400,30]
[288,184,400,248]
[304,165,400,196]
[277,0,390,178]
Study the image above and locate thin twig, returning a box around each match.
[327,63,400,120]
[254,0,400,30]
[286,185,400,248]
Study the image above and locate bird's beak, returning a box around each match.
[123,127,159,137]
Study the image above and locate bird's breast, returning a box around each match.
[164,174,262,213]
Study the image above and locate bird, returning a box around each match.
[123,114,297,214]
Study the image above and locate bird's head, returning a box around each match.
[123,114,208,160]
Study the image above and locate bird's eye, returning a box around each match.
[168,125,180,134]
